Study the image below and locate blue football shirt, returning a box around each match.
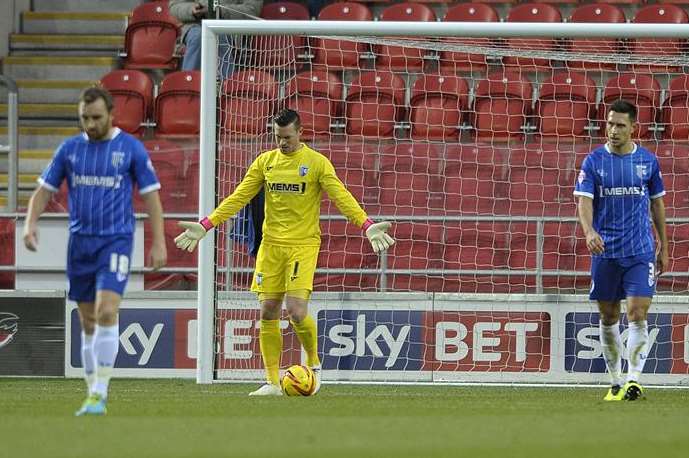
[573,143,665,258]
[38,128,160,235]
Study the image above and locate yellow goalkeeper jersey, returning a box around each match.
[207,143,369,246]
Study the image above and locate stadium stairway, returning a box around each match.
[0,0,140,210]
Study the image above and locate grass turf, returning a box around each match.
[1,379,688,458]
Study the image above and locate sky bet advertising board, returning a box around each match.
[65,293,689,384]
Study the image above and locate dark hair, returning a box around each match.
[608,99,637,122]
[273,109,301,129]
[79,86,114,112]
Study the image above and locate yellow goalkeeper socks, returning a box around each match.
[291,315,321,367]
[259,319,282,386]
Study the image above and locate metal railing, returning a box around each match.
[0,75,18,212]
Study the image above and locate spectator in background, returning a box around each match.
[170,0,263,76]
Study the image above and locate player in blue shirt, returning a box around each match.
[574,100,669,401]
[22,87,167,415]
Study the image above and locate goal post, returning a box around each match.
[197,19,689,385]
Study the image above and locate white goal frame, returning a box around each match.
[196,20,689,384]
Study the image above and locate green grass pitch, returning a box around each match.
[1,379,689,458]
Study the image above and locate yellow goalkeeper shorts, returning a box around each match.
[250,243,319,294]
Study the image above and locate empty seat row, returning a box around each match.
[221,69,689,141]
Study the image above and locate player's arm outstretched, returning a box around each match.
[175,156,264,252]
[320,161,394,254]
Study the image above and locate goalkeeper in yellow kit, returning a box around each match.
[174,109,395,396]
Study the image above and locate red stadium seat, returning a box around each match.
[443,222,510,270]
[124,1,180,70]
[409,74,469,141]
[473,70,533,141]
[630,5,688,72]
[379,141,443,175]
[504,3,562,70]
[542,222,591,289]
[286,70,343,137]
[536,71,597,139]
[154,71,201,137]
[509,142,582,170]
[0,218,14,289]
[144,219,197,290]
[100,70,153,136]
[661,76,689,140]
[312,3,373,69]
[667,224,689,274]
[440,4,499,72]
[376,3,436,71]
[220,70,279,137]
[345,71,405,138]
[443,162,509,215]
[388,223,444,274]
[507,167,576,216]
[600,73,661,139]
[254,2,310,68]
[567,4,626,70]
[316,140,379,213]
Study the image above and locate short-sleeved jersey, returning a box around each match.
[38,128,160,235]
[208,143,368,246]
[573,143,665,258]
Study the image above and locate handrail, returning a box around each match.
[0,75,19,213]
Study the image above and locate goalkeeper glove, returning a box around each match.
[364,220,395,254]
[175,217,214,253]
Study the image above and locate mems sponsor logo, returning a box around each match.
[71,173,123,189]
[266,182,306,194]
[598,186,644,197]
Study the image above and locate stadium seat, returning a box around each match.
[312,2,373,70]
[316,139,379,212]
[472,70,533,141]
[144,219,197,290]
[100,70,153,136]
[661,76,689,140]
[154,71,201,137]
[220,70,279,137]
[567,4,626,70]
[536,71,597,139]
[506,167,576,216]
[509,142,580,170]
[504,3,562,70]
[345,71,405,138]
[376,3,436,71]
[443,222,510,270]
[440,3,500,72]
[387,222,445,292]
[600,73,661,139]
[286,70,343,137]
[409,73,469,141]
[541,222,591,290]
[123,1,180,70]
[630,5,688,72]
[667,223,689,277]
[0,218,14,289]
[254,2,310,68]
[135,139,195,213]
[379,141,443,175]
[315,219,379,292]
[443,162,509,215]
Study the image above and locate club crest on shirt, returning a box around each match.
[299,165,309,177]
[596,169,608,178]
[255,272,263,286]
[636,165,648,179]
[111,151,125,169]
[578,170,586,184]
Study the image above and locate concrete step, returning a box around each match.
[10,34,124,54]
[0,80,94,104]
[32,0,141,13]
[0,173,39,190]
[0,149,53,174]
[2,55,117,81]
[0,126,80,150]
[0,103,78,120]
[22,12,129,35]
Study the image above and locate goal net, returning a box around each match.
[197,19,689,386]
